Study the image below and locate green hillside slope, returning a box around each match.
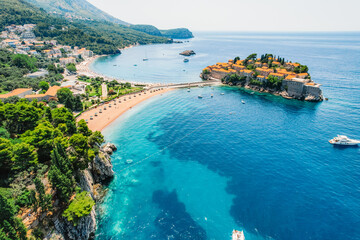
[160,28,194,39]
[129,25,163,37]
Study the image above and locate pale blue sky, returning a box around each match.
[88,0,360,31]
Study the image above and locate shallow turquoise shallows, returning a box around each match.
[95,32,360,240]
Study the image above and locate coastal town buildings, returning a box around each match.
[0,88,33,100]
[0,24,94,62]
[25,86,61,101]
[0,86,62,101]
[60,57,77,66]
[61,80,89,96]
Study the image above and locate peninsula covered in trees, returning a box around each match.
[201,53,323,101]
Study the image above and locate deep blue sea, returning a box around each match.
[94,32,360,240]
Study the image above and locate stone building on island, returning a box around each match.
[202,55,323,101]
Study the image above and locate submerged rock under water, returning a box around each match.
[152,190,207,240]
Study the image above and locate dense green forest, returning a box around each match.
[130,25,194,39]
[0,0,172,54]
[0,98,104,239]
[129,24,163,37]
[0,49,64,92]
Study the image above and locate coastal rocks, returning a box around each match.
[53,143,116,240]
[305,94,323,102]
[79,169,95,197]
[280,90,290,98]
[102,142,117,155]
[53,207,96,240]
[179,50,196,56]
[44,229,65,240]
[91,151,114,183]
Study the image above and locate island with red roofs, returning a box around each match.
[201,53,323,101]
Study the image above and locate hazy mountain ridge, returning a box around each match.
[24,0,194,39]
[0,0,171,54]
[24,0,129,25]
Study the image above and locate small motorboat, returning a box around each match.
[241,100,245,104]
[329,135,360,146]
[232,230,245,240]
[184,58,189,63]
[187,89,190,92]
[211,94,213,98]
[198,95,203,99]
[221,93,224,95]
[143,58,148,61]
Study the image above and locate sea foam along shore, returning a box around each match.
[76,87,172,132]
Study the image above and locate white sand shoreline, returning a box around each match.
[76,88,173,132]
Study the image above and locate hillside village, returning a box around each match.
[0,23,142,112]
[1,24,93,65]
[202,53,323,101]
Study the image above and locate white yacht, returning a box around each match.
[329,135,360,146]
[232,230,245,240]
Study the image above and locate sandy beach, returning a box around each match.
[76,55,110,80]
[77,88,172,132]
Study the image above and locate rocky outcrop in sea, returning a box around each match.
[179,50,196,56]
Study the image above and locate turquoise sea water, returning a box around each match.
[95,32,360,240]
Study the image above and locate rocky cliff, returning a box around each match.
[48,143,116,240]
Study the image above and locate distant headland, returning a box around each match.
[201,53,323,101]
